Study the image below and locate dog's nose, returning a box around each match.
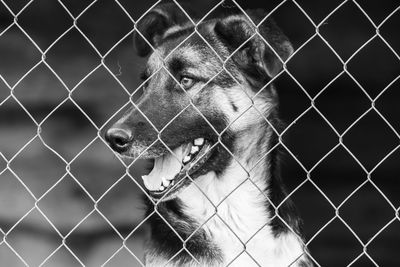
[105,127,132,153]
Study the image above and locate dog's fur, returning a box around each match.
[106,3,313,266]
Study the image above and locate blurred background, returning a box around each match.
[0,0,399,266]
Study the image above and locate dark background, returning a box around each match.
[0,0,399,266]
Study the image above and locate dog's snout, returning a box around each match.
[105,127,132,153]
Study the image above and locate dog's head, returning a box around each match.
[105,4,293,200]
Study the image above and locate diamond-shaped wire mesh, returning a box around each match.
[0,0,399,266]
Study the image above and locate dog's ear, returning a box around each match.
[214,14,293,79]
[134,3,191,57]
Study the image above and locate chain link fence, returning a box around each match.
[0,0,399,266]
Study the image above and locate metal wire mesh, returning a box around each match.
[0,0,399,266]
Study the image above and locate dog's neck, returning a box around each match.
[145,124,312,266]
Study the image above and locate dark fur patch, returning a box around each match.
[145,199,223,265]
[264,110,303,238]
[134,3,193,57]
[212,69,237,88]
[214,10,293,80]
[168,57,186,77]
[230,100,238,112]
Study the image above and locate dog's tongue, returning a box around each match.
[142,145,186,191]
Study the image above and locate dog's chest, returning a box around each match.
[174,173,306,266]
[144,203,307,267]
[144,168,310,267]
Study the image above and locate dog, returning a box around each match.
[105,3,313,266]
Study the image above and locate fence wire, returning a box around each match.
[0,0,399,266]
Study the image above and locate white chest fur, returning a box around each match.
[173,163,308,267]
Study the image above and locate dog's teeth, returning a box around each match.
[166,175,175,181]
[159,186,165,191]
[162,177,170,187]
[183,155,191,163]
[190,146,199,154]
[194,138,204,146]
[141,175,147,180]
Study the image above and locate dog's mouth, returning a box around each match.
[141,138,212,200]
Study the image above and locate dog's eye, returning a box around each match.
[180,77,195,89]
